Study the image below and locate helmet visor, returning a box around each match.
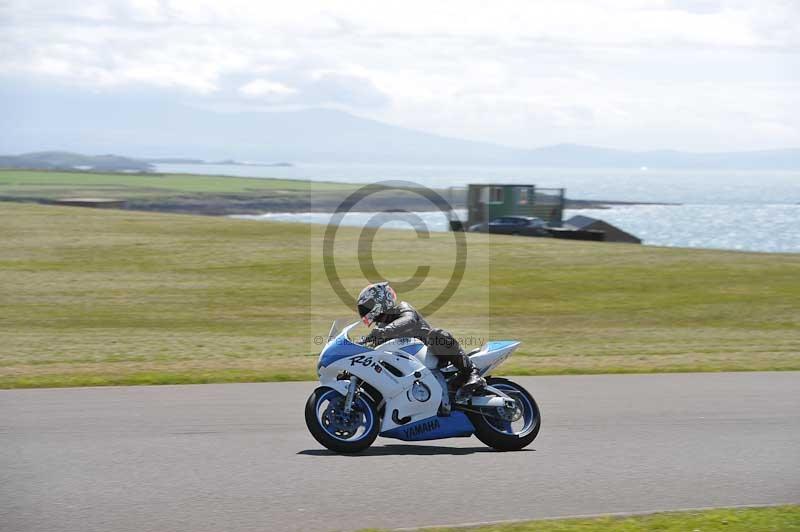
[358,303,374,319]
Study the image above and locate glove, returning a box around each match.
[364,328,386,345]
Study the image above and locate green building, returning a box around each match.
[465,184,565,228]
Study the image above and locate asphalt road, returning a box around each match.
[2,372,799,532]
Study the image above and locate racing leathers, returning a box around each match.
[364,301,484,394]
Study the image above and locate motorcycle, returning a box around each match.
[305,320,541,453]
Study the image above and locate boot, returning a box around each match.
[452,354,485,402]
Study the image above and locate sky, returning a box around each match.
[1,0,798,152]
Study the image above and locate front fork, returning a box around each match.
[342,376,359,414]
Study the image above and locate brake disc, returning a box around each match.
[323,402,359,437]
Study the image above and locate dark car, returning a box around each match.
[484,216,549,236]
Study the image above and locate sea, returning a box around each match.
[155,163,800,253]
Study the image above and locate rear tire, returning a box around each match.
[305,386,380,454]
[467,377,540,451]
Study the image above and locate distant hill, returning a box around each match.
[0,152,152,172]
[3,142,798,173]
[1,87,797,168]
[145,157,205,164]
[0,152,298,173]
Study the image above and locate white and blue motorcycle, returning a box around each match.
[305,321,541,453]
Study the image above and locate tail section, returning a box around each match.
[470,341,520,375]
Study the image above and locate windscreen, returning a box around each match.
[328,320,341,342]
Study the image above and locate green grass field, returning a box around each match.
[1,200,798,388]
[0,168,349,199]
[360,505,800,532]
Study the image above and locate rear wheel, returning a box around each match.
[305,386,380,453]
[467,377,540,451]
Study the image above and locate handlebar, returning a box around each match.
[357,336,377,347]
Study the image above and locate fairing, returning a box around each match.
[315,321,521,438]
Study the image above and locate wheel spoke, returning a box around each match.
[481,383,538,437]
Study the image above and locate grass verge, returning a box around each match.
[359,505,800,532]
[1,202,798,388]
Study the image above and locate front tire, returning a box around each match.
[305,386,380,453]
[467,377,541,451]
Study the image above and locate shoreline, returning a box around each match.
[1,195,681,217]
[0,168,681,216]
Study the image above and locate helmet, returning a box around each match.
[357,282,397,326]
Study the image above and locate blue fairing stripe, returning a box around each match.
[400,344,424,356]
[486,340,517,351]
[381,412,474,441]
[318,339,372,369]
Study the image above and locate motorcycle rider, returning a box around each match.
[357,281,485,397]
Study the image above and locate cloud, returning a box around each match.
[239,79,296,98]
[236,72,389,108]
[0,0,798,150]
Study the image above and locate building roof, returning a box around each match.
[564,215,598,230]
[564,215,641,244]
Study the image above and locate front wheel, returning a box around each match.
[467,377,541,451]
[305,386,380,453]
